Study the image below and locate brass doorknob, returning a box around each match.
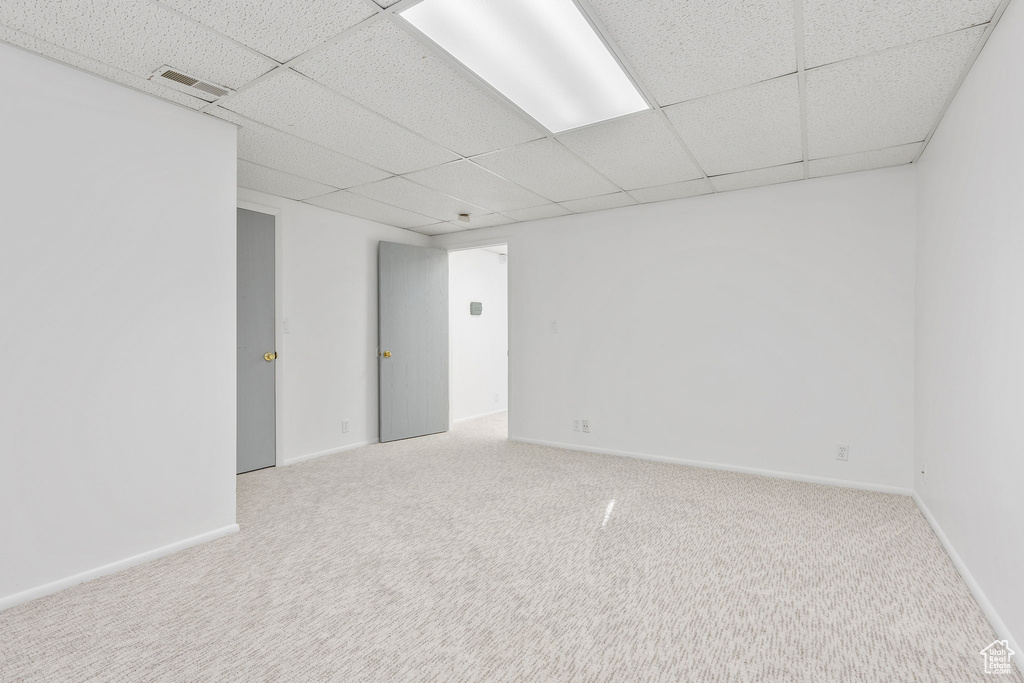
[264,352,277,362]
[382,351,392,358]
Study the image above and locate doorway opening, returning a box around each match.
[448,245,509,439]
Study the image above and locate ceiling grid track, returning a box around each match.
[213,108,398,184]
[199,64,289,113]
[912,0,1012,163]
[282,13,385,70]
[572,0,715,190]
[147,0,280,68]
[792,0,811,179]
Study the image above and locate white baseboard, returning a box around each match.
[0,523,239,612]
[913,493,1020,670]
[512,437,914,496]
[453,409,508,424]
[283,440,373,466]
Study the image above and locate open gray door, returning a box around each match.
[237,208,276,473]
[378,242,449,442]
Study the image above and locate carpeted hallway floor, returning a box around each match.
[0,412,1015,682]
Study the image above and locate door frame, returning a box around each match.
[238,199,286,467]
[444,240,511,438]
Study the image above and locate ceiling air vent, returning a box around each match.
[150,66,232,103]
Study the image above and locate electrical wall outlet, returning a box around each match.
[836,444,849,461]
[582,419,591,434]
[342,419,350,434]
[572,418,581,432]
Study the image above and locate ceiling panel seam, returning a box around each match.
[301,190,470,226]
[285,68,472,165]
[209,108,397,185]
[572,0,714,189]
[807,23,996,72]
[398,171,547,216]
[351,178,495,220]
[147,0,280,68]
[811,140,927,164]
[912,0,1011,162]
[199,64,289,113]
[241,158,343,191]
[281,14,385,70]
[793,0,810,179]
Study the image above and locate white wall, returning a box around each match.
[435,168,918,491]
[0,46,238,606]
[449,248,508,421]
[915,0,1024,656]
[236,188,430,464]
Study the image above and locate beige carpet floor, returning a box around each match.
[0,412,1016,682]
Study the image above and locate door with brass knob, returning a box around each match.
[378,241,449,442]
[237,208,277,474]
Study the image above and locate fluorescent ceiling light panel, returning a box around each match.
[399,0,648,133]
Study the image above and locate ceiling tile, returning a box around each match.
[294,18,543,157]
[556,112,703,190]
[0,25,208,109]
[628,178,715,204]
[806,27,985,159]
[502,204,571,222]
[238,160,338,200]
[349,177,490,222]
[560,192,637,214]
[0,0,271,88]
[306,191,437,229]
[665,75,803,176]
[404,160,547,213]
[160,0,376,62]
[809,143,923,178]
[223,70,458,174]
[803,0,1001,68]
[710,163,805,193]
[212,108,390,189]
[587,0,795,105]
[472,139,618,202]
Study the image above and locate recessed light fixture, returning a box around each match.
[399,0,649,133]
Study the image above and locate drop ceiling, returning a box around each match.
[0,0,1009,235]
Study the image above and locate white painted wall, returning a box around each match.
[236,188,431,464]
[915,0,1024,657]
[0,45,238,606]
[449,248,508,422]
[434,168,917,491]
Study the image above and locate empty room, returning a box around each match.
[0,0,1021,680]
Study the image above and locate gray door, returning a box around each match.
[237,208,276,473]
[379,242,449,442]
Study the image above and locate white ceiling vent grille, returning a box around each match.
[150,66,233,102]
